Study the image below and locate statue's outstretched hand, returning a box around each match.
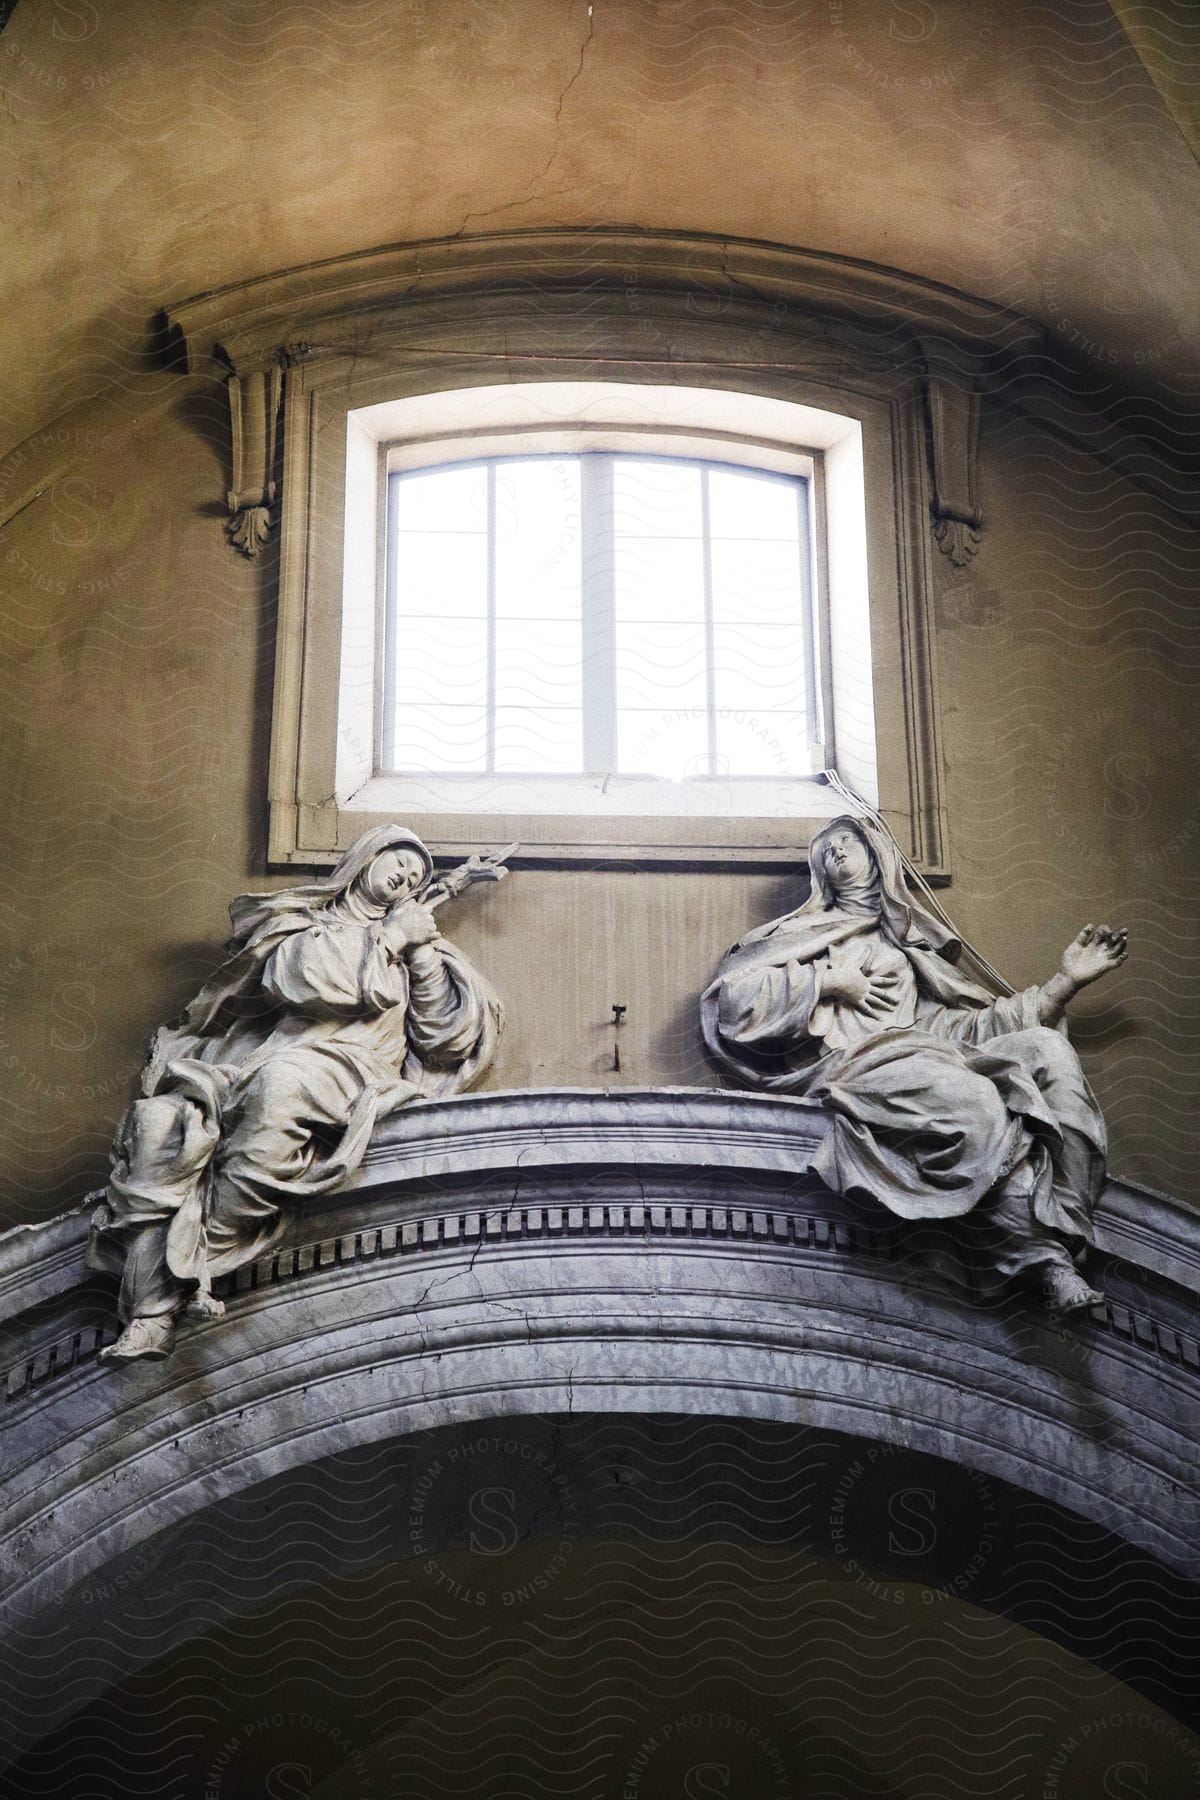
[1059,923,1128,990]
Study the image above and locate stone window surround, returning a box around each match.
[162,228,1004,873]
[278,359,941,873]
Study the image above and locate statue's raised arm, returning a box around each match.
[701,815,1127,1316]
[89,826,507,1361]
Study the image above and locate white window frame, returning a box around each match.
[162,228,1001,876]
[376,433,830,809]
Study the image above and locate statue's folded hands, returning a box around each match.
[376,896,441,960]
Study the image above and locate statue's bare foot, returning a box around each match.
[1043,1265,1104,1316]
[185,1291,225,1320]
[100,1317,176,1361]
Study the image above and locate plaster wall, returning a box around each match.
[0,370,1195,1221]
[3,0,1199,454]
[1,0,1197,1225]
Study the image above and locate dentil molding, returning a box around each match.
[1,1087,1198,1635]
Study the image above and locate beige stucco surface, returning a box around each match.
[0,0,1197,1223]
[0,375,1195,1218]
[2,0,1199,456]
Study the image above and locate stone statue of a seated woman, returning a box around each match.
[88,826,505,1360]
[701,815,1128,1314]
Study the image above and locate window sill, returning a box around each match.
[287,774,891,870]
[351,770,838,821]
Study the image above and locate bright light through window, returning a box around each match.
[384,453,819,782]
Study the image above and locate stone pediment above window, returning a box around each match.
[163,230,1033,874]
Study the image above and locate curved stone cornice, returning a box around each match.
[0,1088,1197,1632]
[3,1089,1196,1313]
[163,228,1029,563]
[163,228,1043,379]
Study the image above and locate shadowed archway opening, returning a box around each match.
[4,1414,1199,1799]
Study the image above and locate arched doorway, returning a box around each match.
[4,1413,1199,1798]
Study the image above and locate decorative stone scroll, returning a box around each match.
[225,365,283,556]
[86,827,512,1359]
[162,228,1042,568]
[703,814,1128,1314]
[920,338,984,566]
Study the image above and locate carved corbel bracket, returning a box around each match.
[920,340,984,567]
[225,365,283,557]
[159,233,1047,568]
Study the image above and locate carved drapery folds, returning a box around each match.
[86,826,509,1360]
[701,813,1129,1318]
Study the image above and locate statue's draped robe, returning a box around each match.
[701,872,1106,1274]
[90,842,501,1320]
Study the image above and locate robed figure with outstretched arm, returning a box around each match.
[89,826,505,1360]
[701,816,1127,1313]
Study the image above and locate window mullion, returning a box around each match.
[700,466,717,777]
[381,471,400,773]
[797,474,825,770]
[486,461,497,775]
[580,454,616,774]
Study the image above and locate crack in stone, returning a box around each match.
[552,1,596,132]
[451,2,596,237]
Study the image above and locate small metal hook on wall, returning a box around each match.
[610,1004,627,1072]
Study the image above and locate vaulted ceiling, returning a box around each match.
[2,0,1198,460]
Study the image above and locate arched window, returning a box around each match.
[307,379,888,861]
[384,449,822,785]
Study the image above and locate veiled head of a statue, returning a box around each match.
[356,846,429,909]
[819,821,875,894]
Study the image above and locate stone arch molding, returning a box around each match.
[2,1089,1198,1633]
